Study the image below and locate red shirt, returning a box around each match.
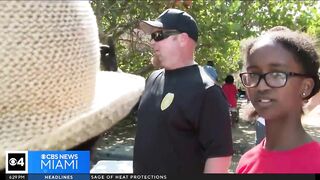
[236,139,320,173]
[222,83,237,108]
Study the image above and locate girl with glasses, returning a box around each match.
[236,26,320,173]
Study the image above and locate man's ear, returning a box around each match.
[301,78,314,98]
[177,33,189,46]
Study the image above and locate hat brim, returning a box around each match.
[139,20,163,34]
[0,71,145,169]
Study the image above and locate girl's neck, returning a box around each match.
[264,117,313,151]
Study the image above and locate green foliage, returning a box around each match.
[91,0,320,79]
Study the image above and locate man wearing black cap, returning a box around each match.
[133,9,233,174]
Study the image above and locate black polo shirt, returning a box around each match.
[133,64,233,174]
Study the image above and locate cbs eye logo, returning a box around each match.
[6,151,28,174]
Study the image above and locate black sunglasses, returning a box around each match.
[151,30,181,42]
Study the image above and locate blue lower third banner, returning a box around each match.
[28,150,90,180]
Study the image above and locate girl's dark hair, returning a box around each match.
[225,75,234,84]
[241,26,320,100]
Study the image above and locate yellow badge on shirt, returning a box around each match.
[161,93,174,111]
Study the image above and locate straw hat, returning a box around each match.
[0,1,145,169]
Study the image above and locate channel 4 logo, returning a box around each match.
[6,151,28,174]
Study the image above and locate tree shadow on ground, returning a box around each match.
[91,114,136,165]
[91,112,258,173]
[92,100,320,173]
[229,120,256,173]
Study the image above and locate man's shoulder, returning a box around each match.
[150,69,164,75]
[205,84,224,97]
[147,69,164,80]
[198,66,217,88]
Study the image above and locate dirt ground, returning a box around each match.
[229,121,256,172]
[91,109,257,173]
[92,100,320,173]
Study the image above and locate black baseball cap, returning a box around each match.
[139,8,198,42]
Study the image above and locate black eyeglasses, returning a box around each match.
[239,72,310,88]
[151,30,181,42]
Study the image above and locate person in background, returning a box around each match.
[245,106,266,145]
[255,117,266,145]
[222,75,239,127]
[133,8,233,174]
[237,26,320,173]
[100,36,118,71]
[204,60,219,82]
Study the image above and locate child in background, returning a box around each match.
[236,26,320,173]
[222,75,238,126]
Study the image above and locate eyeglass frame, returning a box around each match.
[151,30,181,42]
[239,72,311,88]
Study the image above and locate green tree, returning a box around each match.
[91,0,320,81]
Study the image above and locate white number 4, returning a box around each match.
[17,157,24,166]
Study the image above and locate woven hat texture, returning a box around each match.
[0,1,145,169]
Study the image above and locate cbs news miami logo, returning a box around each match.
[6,151,90,174]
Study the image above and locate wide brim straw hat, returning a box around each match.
[0,1,145,169]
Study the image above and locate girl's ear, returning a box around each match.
[301,78,314,99]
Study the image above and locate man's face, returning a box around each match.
[150,29,182,70]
